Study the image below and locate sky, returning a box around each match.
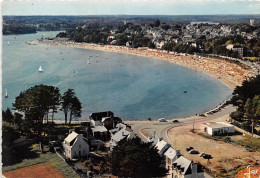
[1,0,260,16]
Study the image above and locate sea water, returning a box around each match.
[2,31,232,120]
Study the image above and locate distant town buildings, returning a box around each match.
[190,21,220,26]
[250,18,255,26]
[226,44,244,58]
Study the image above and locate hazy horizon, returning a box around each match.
[2,14,260,16]
[2,0,260,16]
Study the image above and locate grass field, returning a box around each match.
[2,144,79,178]
[243,57,260,61]
[233,137,260,152]
[3,163,64,178]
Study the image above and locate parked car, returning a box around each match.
[203,154,212,159]
[186,147,194,152]
[189,150,199,154]
[172,119,179,123]
[158,118,167,122]
[200,152,205,157]
[246,147,253,152]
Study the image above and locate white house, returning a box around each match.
[91,126,108,139]
[200,122,235,136]
[63,131,89,159]
[172,156,204,178]
[155,140,170,156]
[110,126,136,147]
[164,147,181,177]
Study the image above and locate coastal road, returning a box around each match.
[129,105,235,144]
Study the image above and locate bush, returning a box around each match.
[223,136,232,143]
[230,111,244,121]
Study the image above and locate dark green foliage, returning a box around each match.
[230,110,244,121]
[131,34,150,48]
[112,137,168,177]
[161,24,170,30]
[115,33,129,46]
[61,89,82,125]
[223,136,232,143]
[162,42,175,51]
[151,19,161,27]
[240,121,257,133]
[2,121,20,147]
[246,38,260,57]
[244,95,260,119]
[56,27,109,44]
[148,41,156,49]
[3,24,36,35]
[230,75,260,135]
[13,85,61,134]
[203,35,245,57]
[232,75,260,105]
[2,108,14,123]
[2,111,22,166]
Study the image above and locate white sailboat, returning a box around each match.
[5,89,8,98]
[38,65,43,72]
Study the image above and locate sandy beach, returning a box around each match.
[30,40,255,90]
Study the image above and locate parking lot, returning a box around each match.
[168,115,260,175]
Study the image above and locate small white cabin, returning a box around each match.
[200,122,235,136]
[63,131,89,159]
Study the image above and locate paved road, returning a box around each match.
[130,105,235,144]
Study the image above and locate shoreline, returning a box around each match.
[29,40,254,122]
[29,40,254,90]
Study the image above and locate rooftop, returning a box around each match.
[164,147,177,160]
[172,156,192,175]
[92,126,108,133]
[155,140,169,152]
[201,122,234,129]
[64,131,78,143]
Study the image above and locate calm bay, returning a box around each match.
[2,31,232,120]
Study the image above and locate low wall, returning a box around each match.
[234,126,260,138]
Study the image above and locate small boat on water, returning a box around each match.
[38,65,43,72]
[87,61,90,64]
[5,89,8,98]
[7,41,10,46]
